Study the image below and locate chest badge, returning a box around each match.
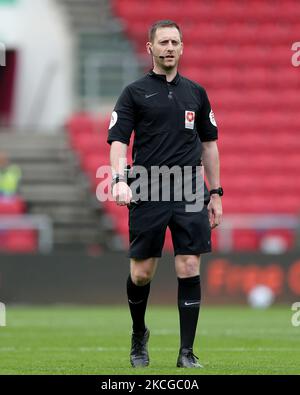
[185,111,195,129]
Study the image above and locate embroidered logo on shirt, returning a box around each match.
[145,92,159,99]
[185,111,195,129]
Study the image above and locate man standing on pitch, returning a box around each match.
[107,20,223,368]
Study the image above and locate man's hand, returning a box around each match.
[207,195,222,229]
[112,181,132,206]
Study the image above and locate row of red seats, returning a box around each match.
[221,153,300,170]
[127,23,300,45]
[222,174,300,190]
[209,90,299,111]
[114,0,300,22]
[0,229,37,253]
[180,46,292,67]
[222,195,300,214]
[176,67,300,90]
[0,197,26,215]
[66,113,109,137]
[220,133,300,150]
[136,41,297,65]
[216,111,298,131]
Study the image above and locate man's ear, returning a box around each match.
[146,42,152,55]
[180,42,184,56]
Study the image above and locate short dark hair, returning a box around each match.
[148,20,182,43]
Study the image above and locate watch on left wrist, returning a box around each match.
[209,187,224,197]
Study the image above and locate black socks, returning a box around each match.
[177,275,201,350]
[127,275,150,334]
[127,273,201,348]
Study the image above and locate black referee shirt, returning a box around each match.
[107,70,218,170]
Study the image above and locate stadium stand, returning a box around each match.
[0,130,116,253]
[0,149,34,253]
[102,0,300,251]
[45,0,300,253]
[58,0,142,104]
[0,164,33,253]
[65,111,132,249]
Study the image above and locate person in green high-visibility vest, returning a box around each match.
[0,152,22,198]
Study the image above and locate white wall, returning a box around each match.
[0,0,74,131]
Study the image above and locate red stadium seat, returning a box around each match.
[0,229,38,253]
[70,133,107,153]
[66,113,97,135]
[0,197,26,214]
[232,230,260,251]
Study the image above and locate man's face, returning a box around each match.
[148,27,183,71]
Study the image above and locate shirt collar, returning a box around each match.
[148,70,181,85]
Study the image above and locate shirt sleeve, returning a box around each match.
[107,86,135,145]
[196,88,218,142]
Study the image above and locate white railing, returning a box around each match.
[82,52,142,105]
[0,215,53,254]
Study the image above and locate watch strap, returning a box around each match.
[209,187,223,196]
[111,174,126,189]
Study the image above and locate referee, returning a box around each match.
[107,20,223,368]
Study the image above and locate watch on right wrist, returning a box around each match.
[111,174,126,190]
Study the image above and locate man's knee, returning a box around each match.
[131,273,151,286]
[175,255,201,278]
[130,257,158,286]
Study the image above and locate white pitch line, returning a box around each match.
[0,347,298,353]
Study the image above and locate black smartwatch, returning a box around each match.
[209,187,224,197]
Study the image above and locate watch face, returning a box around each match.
[210,187,223,196]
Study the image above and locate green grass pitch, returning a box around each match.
[0,305,299,375]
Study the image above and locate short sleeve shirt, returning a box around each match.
[107,70,218,170]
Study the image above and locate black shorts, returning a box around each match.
[127,200,211,259]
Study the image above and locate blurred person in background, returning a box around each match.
[0,152,22,199]
[108,20,222,368]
